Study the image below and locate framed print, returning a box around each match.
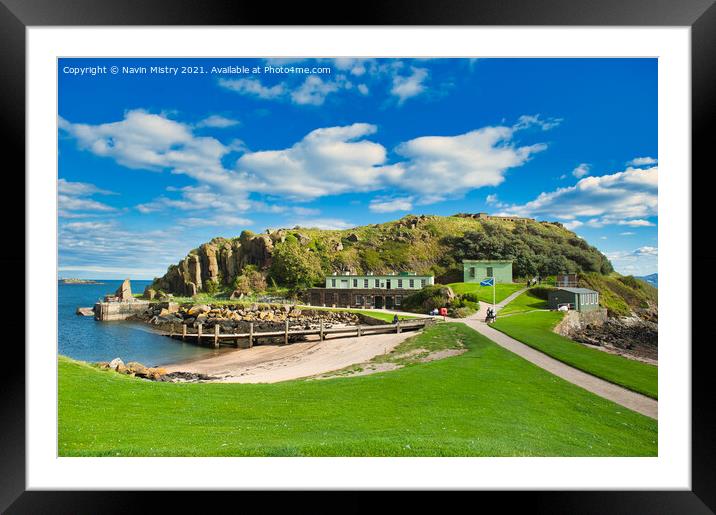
[2,0,714,512]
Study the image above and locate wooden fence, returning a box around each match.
[160,318,434,348]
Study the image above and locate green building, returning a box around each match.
[324,271,434,290]
[548,287,600,312]
[462,260,513,284]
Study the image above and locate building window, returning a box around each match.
[396,295,402,306]
[353,279,358,288]
[398,279,403,288]
[409,279,415,288]
[375,279,380,287]
[487,267,494,277]
[355,295,364,305]
[469,267,475,278]
[331,279,336,287]
[364,279,369,288]
[340,280,348,288]
[421,279,426,287]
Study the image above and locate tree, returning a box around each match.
[203,279,219,295]
[269,240,324,289]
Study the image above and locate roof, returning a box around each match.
[462,259,513,264]
[553,287,598,294]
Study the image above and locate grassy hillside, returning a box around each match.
[579,272,658,318]
[59,323,657,457]
[151,214,614,294]
[492,311,658,399]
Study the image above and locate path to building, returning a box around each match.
[455,287,657,419]
[380,287,657,419]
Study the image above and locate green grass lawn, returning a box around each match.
[59,323,657,457]
[447,282,525,303]
[499,289,549,315]
[492,311,657,399]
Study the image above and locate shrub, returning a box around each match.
[402,285,456,313]
[203,279,219,295]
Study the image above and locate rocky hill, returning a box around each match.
[149,214,614,297]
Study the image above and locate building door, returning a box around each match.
[385,296,394,309]
[374,296,384,309]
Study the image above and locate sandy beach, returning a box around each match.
[163,331,415,383]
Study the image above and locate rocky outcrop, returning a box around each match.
[150,232,279,296]
[115,278,134,301]
[567,317,658,362]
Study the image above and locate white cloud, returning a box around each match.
[619,231,636,236]
[369,196,414,213]
[627,156,657,166]
[291,218,355,230]
[62,112,554,213]
[290,75,341,106]
[605,246,658,276]
[394,125,547,198]
[196,115,240,128]
[633,246,658,256]
[357,84,369,95]
[58,178,116,217]
[218,78,285,99]
[178,215,253,227]
[572,163,590,178]
[59,219,191,279]
[563,220,584,230]
[235,123,402,199]
[498,166,657,227]
[513,114,563,131]
[220,75,350,106]
[391,67,429,104]
[617,219,655,227]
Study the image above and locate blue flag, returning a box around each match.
[480,278,494,287]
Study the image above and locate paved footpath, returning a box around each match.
[368,289,657,419]
[460,287,658,419]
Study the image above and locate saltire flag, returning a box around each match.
[480,278,494,287]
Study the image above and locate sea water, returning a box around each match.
[58,280,217,366]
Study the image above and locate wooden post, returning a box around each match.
[320,320,324,341]
[284,319,289,345]
[197,323,203,343]
[182,324,187,340]
[357,325,362,337]
[396,321,401,334]
[214,324,220,348]
[249,322,254,348]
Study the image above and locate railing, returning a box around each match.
[160,318,434,348]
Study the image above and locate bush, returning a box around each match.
[460,292,480,303]
[402,285,456,313]
[203,279,219,295]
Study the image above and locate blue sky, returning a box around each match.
[58,58,657,279]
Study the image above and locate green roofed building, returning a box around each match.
[548,287,600,312]
[463,260,513,284]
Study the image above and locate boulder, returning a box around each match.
[143,287,156,300]
[187,304,211,316]
[127,362,149,377]
[76,307,94,316]
[108,357,124,371]
[114,278,134,301]
[346,233,360,242]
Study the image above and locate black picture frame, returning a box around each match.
[2,0,713,511]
